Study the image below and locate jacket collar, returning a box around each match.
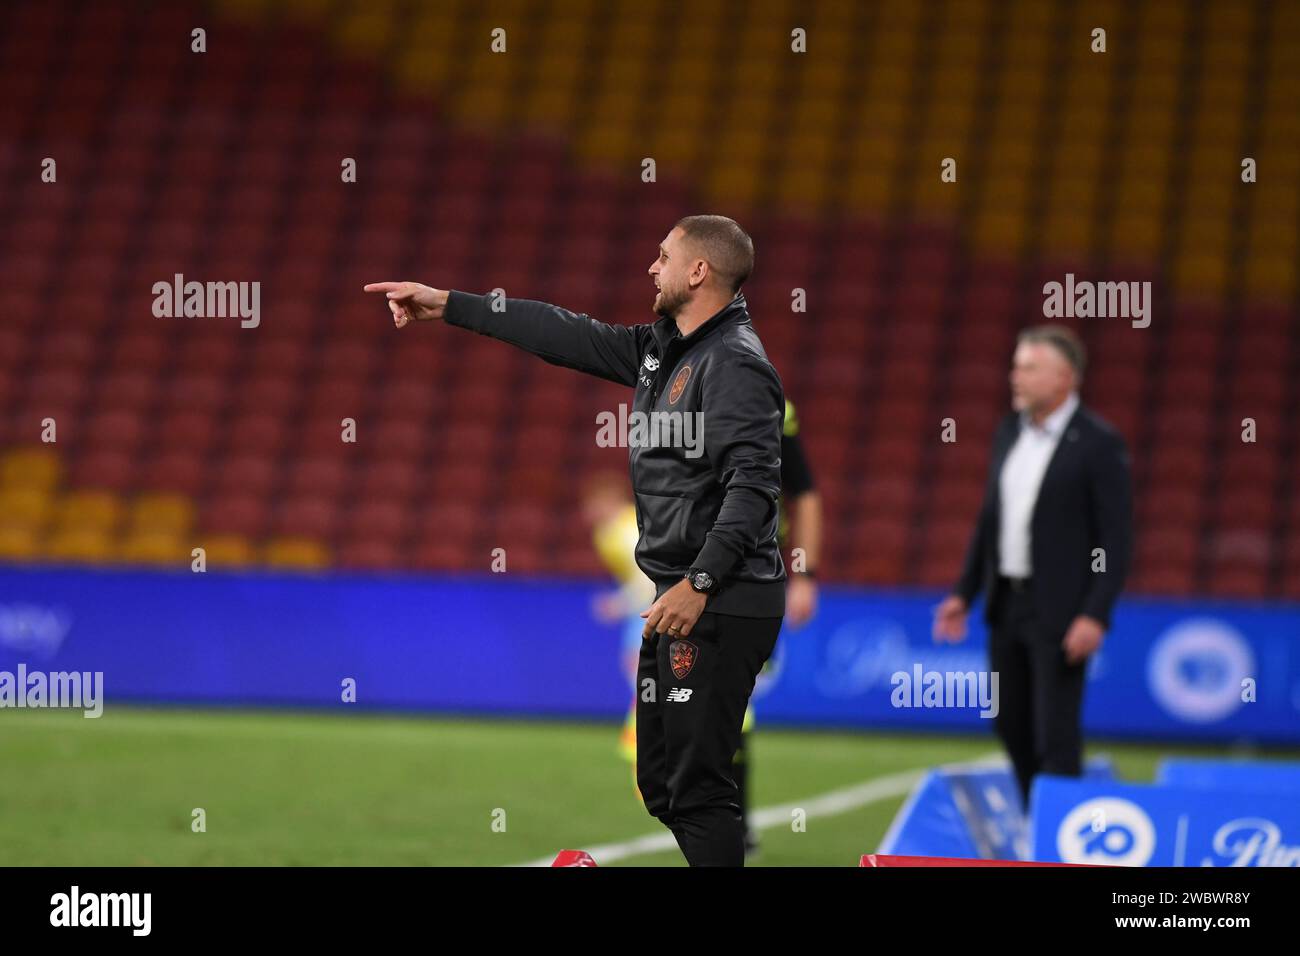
[1018,391,1080,438]
[652,293,749,354]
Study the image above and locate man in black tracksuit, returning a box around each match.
[364,215,786,866]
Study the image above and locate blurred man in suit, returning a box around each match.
[933,325,1132,807]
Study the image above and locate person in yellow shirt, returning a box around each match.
[583,473,656,774]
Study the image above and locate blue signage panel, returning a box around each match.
[1,567,1297,743]
[1156,758,1300,794]
[1031,776,1300,866]
[880,758,1113,861]
[0,567,630,717]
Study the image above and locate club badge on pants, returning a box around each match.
[669,640,698,679]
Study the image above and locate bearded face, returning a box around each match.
[649,227,699,319]
[653,271,691,318]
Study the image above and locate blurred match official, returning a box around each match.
[779,400,822,630]
[581,472,655,777]
[933,325,1133,807]
[365,215,786,866]
[735,397,823,856]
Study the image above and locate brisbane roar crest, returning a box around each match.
[668,365,692,404]
[669,640,698,679]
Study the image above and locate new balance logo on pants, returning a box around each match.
[666,688,693,702]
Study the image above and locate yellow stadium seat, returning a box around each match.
[1,448,61,491]
[1173,253,1229,297]
[800,63,849,100]
[576,122,637,165]
[0,487,52,531]
[716,127,766,168]
[199,535,257,569]
[335,8,396,57]
[1110,213,1164,258]
[654,126,703,168]
[727,92,775,126]
[118,531,188,568]
[1244,255,1296,301]
[52,491,121,534]
[790,96,842,131]
[924,100,977,138]
[525,89,579,127]
[865,60,914,100]
[1179,214,1232,248]
[0,526,38,561]
[857,95,909,138]
[1247,217,1296,258]
[987,138,1036,172]
[707,161,763,207]
[1047,171,1100,211]
[734,57,782,96]
[1041,212,1094,258]
[776,169,829,211]
[43,528,114,565]
[409,0,458,33]
[980,177,1032,214]
[128,494,194,536]
[975,211,1027,253]
[523,53,583,124]
[1117,147,1172,192]
[397,44,451,90]
[845,166,894,210]
[264,537,330,570]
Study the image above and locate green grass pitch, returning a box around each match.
[0,706,1261,866]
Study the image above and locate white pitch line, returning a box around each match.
[513,753,1001,867]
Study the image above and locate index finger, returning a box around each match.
[641,604,663,639]
[363,282,404,293]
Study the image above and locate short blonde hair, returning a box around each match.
[674,215,754,293]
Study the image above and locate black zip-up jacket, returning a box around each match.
[444,289,786,618]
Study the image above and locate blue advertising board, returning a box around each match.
[1031,776,1300,866]
[1156,758,1300,794]
[878,762,1031,861]
[1,566,1298,743]
[880,758,1114,861]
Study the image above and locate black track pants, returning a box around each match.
[635,610,781,867]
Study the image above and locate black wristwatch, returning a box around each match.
[685,568,717,594]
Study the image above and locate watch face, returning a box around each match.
[693,571,714,592]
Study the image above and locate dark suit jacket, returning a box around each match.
[955,402,1133,641]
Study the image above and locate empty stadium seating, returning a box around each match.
[0,0,1296,598]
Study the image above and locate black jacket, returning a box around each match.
[956,402,1133,639]
[444,290,787,617]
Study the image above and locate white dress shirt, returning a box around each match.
[998,392,1079,578]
